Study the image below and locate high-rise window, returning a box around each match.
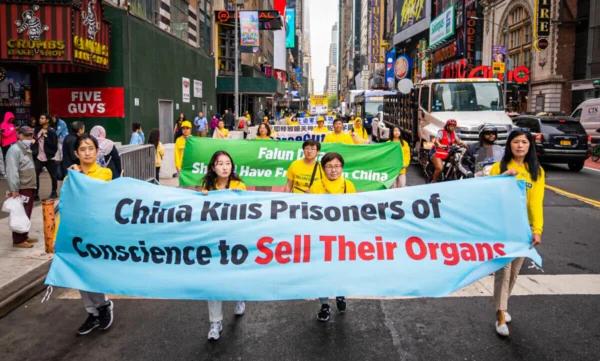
[170,0,189,41]
[501,5,532,67]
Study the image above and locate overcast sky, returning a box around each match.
[308,0,338,95]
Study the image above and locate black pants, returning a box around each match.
[155,167,160,182]
[34,158,58,197]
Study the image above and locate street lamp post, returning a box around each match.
[234,0,244,118]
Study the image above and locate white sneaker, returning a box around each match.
[495,321,510,337]
[207,321,222,340]
[234,301,245,316]
[504,311,512,323]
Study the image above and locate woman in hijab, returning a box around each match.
[89,125,122,179]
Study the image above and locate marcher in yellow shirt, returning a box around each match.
[323,118,354,145]
[309,152,355,322]
[174,120,193,172]
[286,116,300,126]
[312,116,328,134]
[285,140,323,193]
[214,119,230,139]
[489,129,545,338]
[64,134,115,336]
[351,117,369,144]
[389,126,411,187]
[255,123,273,140]
[198,150,246,341]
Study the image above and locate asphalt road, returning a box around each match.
[1,165,599,361]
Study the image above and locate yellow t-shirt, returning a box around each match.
[390,139,411,175]
[286,159,323,193]
[490,160,545,234]
[312,126,328,134]
[174,135,188,170]
[309,177,356,194]
[323,131,354,145]
[352,127,369,143]
[215,127,230,138]
[84,163,113,181]
[155,142,165,167]
[286,117,300,126]
[203,179,247,191]
[255,135,272,140]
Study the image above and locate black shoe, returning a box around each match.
[49,192,58,199]
[317,304,331,322]
[336,297,346,313]
[77,313,100,335]
[97,300,114,330]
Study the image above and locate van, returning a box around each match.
[571,98,600,143]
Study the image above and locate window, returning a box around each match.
[218,25,235,74]
[128,0,158,24]
[501,6,532,67]
[535,95,545,113]
[420,86,430,111]
[431,82,504,112]
[515,118,540,133]
[170,0,189,41]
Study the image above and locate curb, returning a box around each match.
[0,260,51,318]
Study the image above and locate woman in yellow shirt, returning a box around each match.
[309,152,356,322]
[198,150,246,341]
[65,134,114,336]
[389,126,411,188]
[351,117,369,144]
[174,121,192,173]
[214,119,230,139]
[255,123,272,140]
[148,129,164,183]
[489,129,544,337]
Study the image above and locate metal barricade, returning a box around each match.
[117,144,156,182]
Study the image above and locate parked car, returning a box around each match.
[512,115,591,172]
[571,98,600,143]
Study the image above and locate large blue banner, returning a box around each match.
[45,172,541,300]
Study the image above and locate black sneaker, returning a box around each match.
[317,304,331,322]
[97,300,114,330]
[77,313,100,335]
[336,297,346,313]
[50,192,58,199]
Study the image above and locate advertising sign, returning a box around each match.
[285,9,295,48]
[397,0,427,32]
[215,10,283,30]
[240,11,259,47]
[385,48,396,89]
[48,87,125,118]
[182,77,190,103]
[369,0,382,63]
[193,79,202,98]
[395,55,411,80]
[429,6,455,48]
[73,0,110,70]
[533,0,551,51]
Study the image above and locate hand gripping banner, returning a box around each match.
[178,138,403,190]
[45,172,541,301]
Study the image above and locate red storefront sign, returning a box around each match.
[442,60,530,84]
[48,87,125,118]
[0,3,72,62]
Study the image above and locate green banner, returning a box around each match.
[179,138,403,191]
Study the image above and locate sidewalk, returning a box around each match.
[0,173,179,317]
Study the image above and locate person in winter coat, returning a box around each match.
[1,112,18,160]
[32,114,59,200]
[61,121,85,176]
[5,126,37,248]
[89,126,122,179]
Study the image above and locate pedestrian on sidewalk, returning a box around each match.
[5,126,37,248]
[174,112,186,141]
[223,109,235,130]
[309,152,356,322]
[68,134,115,335]
[129,122,145,145]
[1,112,18,171]
[32,114,59,200]
[61,121,85,176]
[489,129,545,337]
[90,126,122,179]
[148,129,164,182]
[53,115,68,144]
[198,150,246,341]
[194,111,208,137]
[209,113,220,137]
[174,120,193,173]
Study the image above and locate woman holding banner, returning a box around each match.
[285,140,323,193]
[255,123,272,140]
[68,134,115,336]
[199,151,246,340]
[490,129,545,337]
[214,120,230,139]
[389,126,411,188]
[309,152,356,321]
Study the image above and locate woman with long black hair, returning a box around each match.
[489,129,545,337]
[198,150,246,341]
[147,129,164,182]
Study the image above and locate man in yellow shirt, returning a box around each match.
[174,120,192,172]
[323,118,354,144]
[312,116,328,134]
[285,140,323,193]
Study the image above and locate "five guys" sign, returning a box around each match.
[48,87,125,118]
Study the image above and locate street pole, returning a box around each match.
[234,3,239,118]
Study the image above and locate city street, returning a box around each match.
[1,164,599,361]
